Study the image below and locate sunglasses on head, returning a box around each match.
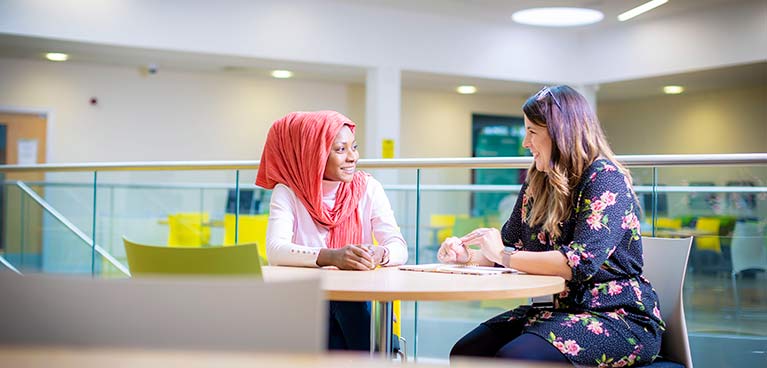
[535,86,562,111]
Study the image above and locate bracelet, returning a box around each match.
[460,249,476,266]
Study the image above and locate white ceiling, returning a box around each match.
[332,0,738,29]
[0,34,368,84]
[0,0,764,102]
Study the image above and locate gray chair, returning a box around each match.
[0,272,325,353]
[642,236,694,368]
[730,222,767,315]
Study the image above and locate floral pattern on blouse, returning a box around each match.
[491,159,665,367]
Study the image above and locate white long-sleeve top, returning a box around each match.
[265,176,408,267]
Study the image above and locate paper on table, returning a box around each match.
[398,263,519,276]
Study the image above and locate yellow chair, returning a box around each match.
[695,217,721,252]
[453,217,487,239]
[430,214,468,245]
[124,237,262,277]
[224,213,269,264]
[167,212,210,247]
[392,299,403,341]
[656,217,682,230]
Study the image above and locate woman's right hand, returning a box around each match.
[437,236,470,264]
[318,245,375,270]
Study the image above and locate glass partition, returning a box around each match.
[409,167,528,360]
[95,169,240,272]
[652,165,767,366]
[1,157,765,367]
[402,163,766,365]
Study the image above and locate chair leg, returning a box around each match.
[395,336,407,362]
[731,272,740,319]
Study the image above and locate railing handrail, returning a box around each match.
[7,181,767,194]
[0,153,765,173]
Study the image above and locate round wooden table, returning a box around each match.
[262,266,565,358]
[0,346,568,367]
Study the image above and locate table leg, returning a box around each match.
[372,300,393,359]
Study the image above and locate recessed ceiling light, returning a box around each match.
[271,70,293,79]
[663,85,684,95]
[45,52,69,62]
[456,85,477,94]
[618,0,668,22]
[511,7,604,27]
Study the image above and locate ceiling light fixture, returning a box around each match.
[511,7,604,27]
[663,85,684,95]
[45,52,69,62]
[456,85,477,94]
[618,0,668,22]
[271,70,293,79]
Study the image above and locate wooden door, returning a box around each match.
[0,112,47,263]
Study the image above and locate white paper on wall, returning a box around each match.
[17,139,38,165]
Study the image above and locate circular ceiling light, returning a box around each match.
[45,52,69,62]
[512,7,604,27]
[271,70,293,79]
[456,85,477,94]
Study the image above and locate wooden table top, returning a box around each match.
[262,265,565,302]
[0,346,569,367]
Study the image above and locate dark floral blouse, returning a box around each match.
[497,159,664,367]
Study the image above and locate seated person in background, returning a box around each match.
[256,110,408,351]
[438,86,663,367]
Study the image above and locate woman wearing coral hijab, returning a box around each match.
[256,110,408,351]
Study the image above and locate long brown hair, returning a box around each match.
[522,85,630,239]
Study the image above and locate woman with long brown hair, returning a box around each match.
[439,86,662,366]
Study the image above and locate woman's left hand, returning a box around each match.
[460,228,504,264]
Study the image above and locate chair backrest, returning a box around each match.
[0,272,325,352]
[656,217,682,230]
[223,213,269,264]
[167,212,210,247]
[642,237,693,368]
[453,217,487,238]
[694,217,720,252]
[430,214,468,244]
[731,222,767,275]
[124,238,262,277]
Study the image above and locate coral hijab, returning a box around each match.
[255,111,367,249]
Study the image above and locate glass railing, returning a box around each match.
[1,154,765,367]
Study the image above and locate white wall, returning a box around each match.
[399,89,528,218]
[401,90,527,159]
[3,55,763,184]
[0,57,350,163]
[599,86,767,155]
